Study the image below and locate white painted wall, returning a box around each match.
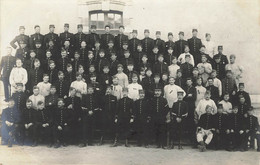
[1,0,259,94]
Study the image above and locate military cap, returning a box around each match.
[49,24,55,28]
[192,29,198,32]
[179,31,184,35]
[154,73,160,78]
[105,25,110,28]
[99,49,105,53]
[193,67,198,71]
[168,46,173,50]
[140,67,146,71]
[30,50,35,53]
[201,54,207,58]
[64,23,69,27]
[217,104,223,108]
[186,77,192,81]
[156,31,161,35]
[122,88,128,92]
[90,25,97,29]
[154,88,162,91]
[153,45,159,49]
[117,64,123,68]
[119,25,125,29]
[34,25,40,29]
[77,24,83,28]
[132,29,138,33]
[108,39,114,43]
[35,40,41,44]
[158,54,164,58]
[248,106,254,111]
[142,54,147,58]
[162,72,168,76]
[89,64,95,68]
[139,89,145,94]
[233,105,238,109]
[168,32,173,36]
[177,91,184,95]
[205,90,211,94]
[90,73,97,78]
[19,26,25,30]
[16,83,24,87]
[103,65,109,69]
[74,51,80,55]
[226,69,232,73]
[124,49,130,53]
[238,94,245,99]
[137,43,143,47]
[218,45,223,50]
[214,55,221,59]
[110,51,117,55]
[19,40,26,44]
[144,29,149,33]
[239,82,245,87]
[123,41,128,45]
[177,69,182,73]
[185,54,191,58]
[127,61,134,66]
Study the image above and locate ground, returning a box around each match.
[0,144,259,165]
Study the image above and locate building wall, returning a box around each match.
[1,0,259,94]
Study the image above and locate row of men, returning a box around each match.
[10,24,216,60]
[1,83,259,152]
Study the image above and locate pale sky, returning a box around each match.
[1,0,260,93]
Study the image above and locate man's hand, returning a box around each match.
[64,123,67,126]
[246,129,250,133]
[42,124,46,127]
[176,117,182,123]
[130,118,134,123]
[88,110,93,115]
[68,104,73,109]
[216,129,220,134]
[231,129,234,133]
[239,130,244,134]
[58,126,62,130]
[244,114,248,118]
[114,119,118,123]
[226,129,230,134]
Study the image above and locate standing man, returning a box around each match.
[10,26,29,50]
[165,32,175,54]
[142,29,154,59]
[74,24,87,51]
[0,47,16,101]
[188,29,202,65]
[213,46,229,65]
[60,23,75,48]
[101,25,114,49]
[175,31,188,58]
[29,25,44,49]
[203,33,216,58]
[115,26,128,51]
[86,25,100,50]
[154,31,165,54]
[128,30,140,55]
[44,24,60,51]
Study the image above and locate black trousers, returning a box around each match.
[241,131,256,149]
[214,131,228,149]
[2,77,10,100]
[53,125,70,144]
[226,132,242,149]
[21,125,34,143]
[154,120,166,147]
[33,124,52,144]
[81,115,96,144]
[170,120,185,144]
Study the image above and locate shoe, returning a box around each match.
[62,143,67,147]
[78,143,86,147]
[198,145,203,152]
[47,143,53,148]
[8,139,12,147]
[31,141,38,147]
[111,141,118,147]
[98,137,103,146]
[257,148,260,152]
[125,140,130,147]
[54,143,60,148]
[178,145,183,150]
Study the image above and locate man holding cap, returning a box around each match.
[175,31,188,58]
[188,29,202,65]
[129,30,140,54]
[30,25,44,49]
[154,31,165,54]
[44,24,59,49]
[74,24,87,50]
[86,25,100,50]
[142,29,154,57]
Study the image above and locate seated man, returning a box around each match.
[196,105,215,152]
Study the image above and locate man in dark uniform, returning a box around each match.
[180,55,193,79]
[0,47,16,101]
[175,31,188,58]
[11,83,27,112]
[44,24,60,50]
[15,40,30,63]
[170,91,188,149]
[234,83,251,106]
[165,32,175,54]
[206,77,220,104]
[28,59,43,93]
[112,88,134,147]
[34,40,45,62]
[10,26,29,49]
[142,29,154,58]
[60,23,75,48]
[29,25,44,49]
[213,104,229,150]
[153,54,168,77]
[74,24,87,51]
[1,99,22,147]
[188,29,202,65]
[54,71,70,98]
[114,26,128,51]
[150,88,168,149]
[222,70,237,98]
[154,31,165,54]
[101,25,114,49]
[213,46,229,65]
[212,54,226,80]
[86,25,100,50]
[128,30,140,55]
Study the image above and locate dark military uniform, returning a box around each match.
[150,95,168,148]
[10,34,30,49]
[120,58,134,72]
[164,53,175,66]
[213,53,229,65]
[98,73,112,94]
[101,33,114,49]
[175,39,188,58]
[45,93,59,118]
[48,69,59,84]
[86,32,100,50]
[154,38,165,54]
[1,106,22,145]
[129,37,140,54]
[180,62,193,79]
[64,71,76,85]
[212,60,226,80]
[115,33,128,51]
[57,57,69,73]
[227,113,244,150]
[44,32,59,49]
[15,47,30,63]
[60,31,75,48]
[213,113,228,149]
[126,70,139,84]
[53,106,72,146]
[142,37,154,58]
[237,102,249,117]
[81,93,99,145]
[153,62,168,76]
[234,91,251,107]
[24,57,36,72]
[79,47,89,65]
[74,32,87,50]
[221,77,237,97]
[30,33,44,49]
[142,76,154,99]
[11,91,27,112]
[33,108,52,145]
[109,59,119,76]
[206,85,219,104]
[132,51,145,67]
[34,47,45,62]
[188,37,202,65]
[21,107,35,143]
[175,77,185,89]
[41,57,53,72]
[96,57,110,74]
[72,58,83,73]
[54,79,70,98]
[165,40,175,54]
[28,67,44,92]
[0,55,16,100]
[133,98,150,146]
[46,45,60,61]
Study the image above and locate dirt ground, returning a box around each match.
[0,144,259,165]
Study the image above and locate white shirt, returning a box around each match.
[203,40,216,58]
[9,67,28,86]
[29,94,45,110]
[219,100,233,114]
[195,85,207,107]
[196,98,217,119]
[164,84,186,108]
[178,53,195,66]
[70,80,87,95]
[37,82,51,97]
[197,62,212,74]
[168,64,180,78]
[116,72,129,88]
[127,83,143,100]
[111,84,123,100]
[225,63,243,80]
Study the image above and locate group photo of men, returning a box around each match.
[0,23,259,152]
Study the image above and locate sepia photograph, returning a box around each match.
[0,0,259,164]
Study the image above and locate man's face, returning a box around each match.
[168,49,173,54]
[105,27,110,33]
[140,70,145,76]
[67,67,72,72]
[33,89,39,95]
[142,57,148,62]
[46,52,52,58]
[58,73,64,80]
[239,86,244,91]
[192,31,198,37]
[185,57,191,62]
[155,90,162,97]
[8,100,15,108]
[49,27,55,33]
[132,77,138,83]
[17,85,23,92]
[103,68,109,73]
[132,32,137,38]
[7,48,12,54]
[217,108,223,114]
[172,58,177,64]
[187,80,192,86]
[119,27,124,33]
[89,66,95,72]
[76,75,82,81]
[144,32,149,38]
[205,93,211,100]
[233,108,238,114]
[61,52,67,58]
[215,58,221,63]
[197,78,202,85]
[139,93,145,99]
[81,41,86,47]
[123,44,128,49]
[34,61,40,68]
[177,72,182,77]
[230,57,235,63]
[117,67,123,73]
[248,111,253,116]
[206,35,211,41]
[64,27,69,31]
[184,47,189,53]
[78,27,83,33]
[108,42,114,48]
[58,100,64,108]
[146,70,152,77]
[177,94,183,101]
[226,72,232,78]
[95,42,100,48]
[156,34,161,39]
[154,77,160,83]
[90,76,96,82]
[35,27,40,33]
[48,41,54,47]
[106,88,112,94]
[74,53,80,59]
[168,35,173,40]
[20,43,26,49]
[158,56,164,62]
[16,60,22,67]
[88,53,94,59]
[19,29,25,34]
[26,102,32,109]
[38,104,44,110]
[162,75,168,81]
[153,48,159,53]
[206,107,212,114]
[211,72,217,78]
[50,88,56,94]
[201,56,207,63]
[49,63,55,70]
[169,78,175,85]
[88,88,94,94]
[239,98,245,104]
[70,89,76,96]
[112,78,119,84]
[124,52,130,58]
[123,91,128,97]
[43,76,49,83]
[127,65,134,71]
[208,79,213,86]
[218,48,223,53]
[224,94,230,101]
[193,70,199,75]
[64,41,70,47]
[99,52,105,57]
[78,67,84,73]
[90,28,96,33]
[111,54,117,61]
[179,34,184,40]
[35,44,41,48]
[137,46,142,51]
[30,52,36,58]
